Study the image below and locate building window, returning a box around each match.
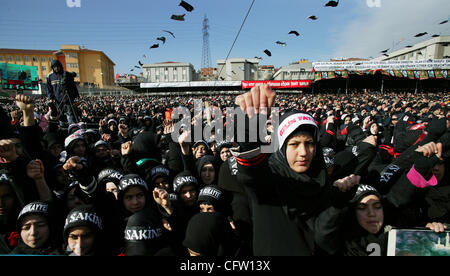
[41,57,46,62]
[24,56,30,62]
[6,55,12,62]
[66,52,78,59]
[48,57,53,62]
[42,66,47,71]
[67,63,79,69]
[0,56,3,61]
[32,56,38,62]
[16,56,21,61]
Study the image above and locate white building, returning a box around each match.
[372,36,450,61]
[273,61,314,80]
[216,58,260,81]
[142,62,197,82]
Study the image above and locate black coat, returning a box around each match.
[233,145,343,256]
[218,157,253,255]
[46,60,79,103]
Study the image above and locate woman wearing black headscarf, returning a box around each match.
[183,212,239,256]
[10,201,61,255]
[195,155,220,188]
[339,184,448,256]
[231,85,361,256]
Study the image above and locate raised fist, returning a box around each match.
[235,84,276,118]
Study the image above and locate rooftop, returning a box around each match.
[0,48,57,55]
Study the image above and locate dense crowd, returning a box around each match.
[0,84,449,256]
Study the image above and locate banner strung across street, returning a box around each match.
[314,69,450,81]
[241,80,312,89]
[312,59,450,71]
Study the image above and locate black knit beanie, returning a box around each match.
[16,201,53,231]
[124,208,167,256]
[350,184,381,204]
[197,185,225,209]
[173,171,198,194]
[63,205,103,240]
[97,168,123,187]
[118,174,148,199]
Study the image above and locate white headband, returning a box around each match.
[277,113,318,150]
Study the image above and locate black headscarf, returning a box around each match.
[183,212,237,256]
[11,201,59,255]
[124,208,172,256]
[268,111,332,219]
[195,155,220,187]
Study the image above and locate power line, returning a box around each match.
[214,0,256,86]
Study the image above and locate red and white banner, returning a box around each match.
[241,80,311,89]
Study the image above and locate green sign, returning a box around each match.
[0,63,39,90]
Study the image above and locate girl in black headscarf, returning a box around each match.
[183,212,239,256]
[195,155,220,187]
[10,201,61,255]
[231,85,361,256]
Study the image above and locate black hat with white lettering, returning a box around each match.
[118,174,148,198]
[350,184,381,204]
[197,185,224,207]
[173,171,198,194]
[149,165,170,185]
[63,205,103,240]
[97,168,123,187]
[124,208,169,256]
[16,200,52,230]
[0,171,11,184]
